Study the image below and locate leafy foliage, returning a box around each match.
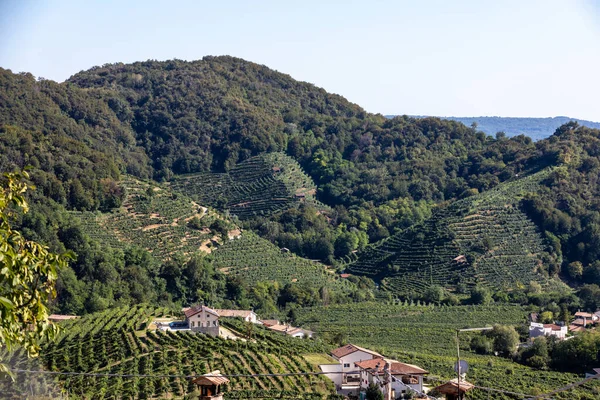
[0,172,70,370]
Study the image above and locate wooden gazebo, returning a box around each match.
[432,378,474,400]
[191,371,230,400]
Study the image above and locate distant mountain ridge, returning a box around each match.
[386,115,600,140]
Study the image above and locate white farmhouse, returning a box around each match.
[323,344,383,389]
[529,322,568,340]
[184,305,220,337]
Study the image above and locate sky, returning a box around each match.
[1,0,600,121]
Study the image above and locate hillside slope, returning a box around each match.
[347,169,564,296]
[170,152,329,220]
[1,306,334,399]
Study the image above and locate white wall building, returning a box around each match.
[355,358,428,398]
[529,322,568,340]
[329,344,383,386]
[184,305,220,336]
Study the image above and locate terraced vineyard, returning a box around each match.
[347,169,561,296]
[1,306,335,399]
[170,152,330,219]
[212,231,350,290]
[295,303,600,399]
[71,177,232,259]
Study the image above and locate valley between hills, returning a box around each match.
[2,57,600,399]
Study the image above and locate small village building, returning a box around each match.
[585,368,600,378]
[355,358,429,398]
[184,305,220,337]
[432,378,474,400]
[260,319,280,327]
[529,322,568,340]
[326,344,383,388]
[267,323,313,338]
[215,309,259,324]
[191,370,229,400]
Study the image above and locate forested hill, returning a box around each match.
[3,56,600,314]
[397,116,600,141]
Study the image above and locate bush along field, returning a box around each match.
[0,306,337,400]
[346,168,567,298]
[294,302,600,399]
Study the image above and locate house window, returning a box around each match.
[343,363,350,368]
[191,321,195,328]
[213,320,217,326]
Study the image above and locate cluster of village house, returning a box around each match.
[173,306,468,400]
[319,343,471,400]
[528,310,600,341]
[175,304,314,338]
[50,307,600,400]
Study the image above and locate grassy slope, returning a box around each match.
[1,307,334,400]
[347,169,566,296]
[295,302,600,399]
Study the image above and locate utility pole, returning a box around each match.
[456,330,461,400]
[384,360,392,400]
[455,327,493,400]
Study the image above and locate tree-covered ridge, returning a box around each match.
[3,57,600,308]
[406,116,600,141]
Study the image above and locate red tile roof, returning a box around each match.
[543,324,564,331]
[575,312,594,318]
[192,371,229,386]
[331,344,383,359]
[340,273,351,278]
[433,378,474,394]
[355,358,428,375]
[184,305,219,319]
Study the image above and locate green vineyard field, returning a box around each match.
[295,302,600,399]
[1,306,335,399]
[212,231,350,290]
[170,152,330,220]
[347,169,564,296]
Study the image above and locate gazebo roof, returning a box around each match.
[192,371,229,386]
[433,378,474,394]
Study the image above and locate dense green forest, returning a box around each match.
[3,57,600,316]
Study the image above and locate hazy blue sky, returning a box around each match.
[1,0,599,120]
